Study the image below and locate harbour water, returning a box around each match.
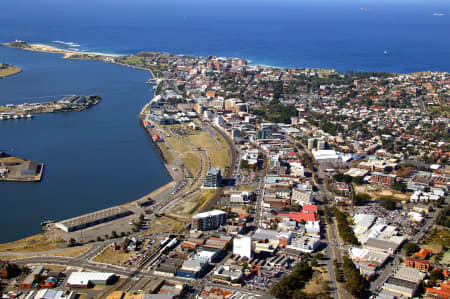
[0,46,171,242]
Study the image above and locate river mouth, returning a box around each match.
[0,46,171,243]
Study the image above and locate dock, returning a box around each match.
[0,152,44,182]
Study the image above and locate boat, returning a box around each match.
[432,13,445,16]
[13,114,19,119]
[384,50,388,55]
[26,114,33,118]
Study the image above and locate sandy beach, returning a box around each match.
[12,43,123,59]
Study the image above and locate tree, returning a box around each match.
[352,176,364,185]
[403,242,420,256]
[343,256,366,297]
[381,199,396,211]
[315,252,326,260]
[270,261,313,298]
[332,208,359,245]
[353,193,371,206]
[391,183,407,192]
[240,159,249,169]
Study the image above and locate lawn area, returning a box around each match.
[303,266,330,296]
[93,246,137,266]
[167,190,217,219]
[353,185,410,201]
[216,134,228,149]
[189,190,217,214]
[238,185,254,191]
[208,148,230,172]
[49,246,91,257]
[440,249,450,266]
[181,152,201,176]
[145,216,185,234]
[422,228,450,249]
[0,232,63,253]
[166,136,191,153]
[187,132,217,149]
[158,143,174,163]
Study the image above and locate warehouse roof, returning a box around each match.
[193,210,226,219]
[67,272,115,286]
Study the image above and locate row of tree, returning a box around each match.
[332,208,359,245]
[342,256,367,297]
[270,261,314,299]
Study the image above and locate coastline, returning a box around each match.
[0,43,170,245]
[0,42,122,59]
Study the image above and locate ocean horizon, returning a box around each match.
[1,0,449,73]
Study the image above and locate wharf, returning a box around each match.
[0,153,44,182]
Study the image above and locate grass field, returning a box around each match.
[208,148,230,172]
[304,265,330,296]
[0,65,21,77]
[238,185,254,191]
[93,246,137,266]
[167,189,216,219]
[187,132,217,149]
[0,245,90,261]
[146,216,185,234]
[166,136,191,153]
[181,152,201,176]
[0,232,63,253]
[158,143,174,163]
[353,185,410,201]
[217,134,228,149]
[440,249,450,266]
[189,190,217,214]
[422,228,450,249]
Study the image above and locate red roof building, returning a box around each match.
[278,212,316,222]
[303,205,318,214]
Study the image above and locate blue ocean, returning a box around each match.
[1,0,449,72]
[0,0,449,242]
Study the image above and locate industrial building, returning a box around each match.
[66,272,116,288]
[54,206,133,232]
[192,210,227,231]
[203,168,222,188]
[176,259,208,279]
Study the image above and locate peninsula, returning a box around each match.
[0,62,21,78]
